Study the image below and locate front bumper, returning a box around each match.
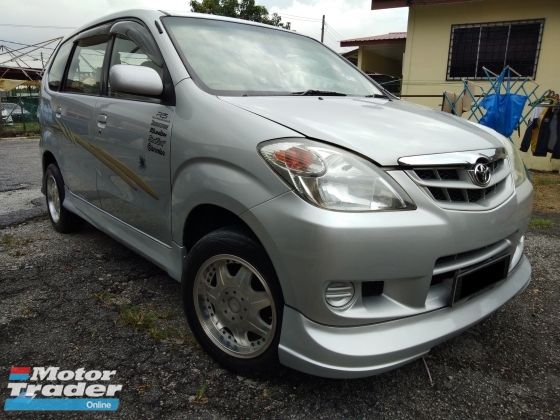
[241,176,532,327]
[279,255,530,378]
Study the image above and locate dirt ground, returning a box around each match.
[530,170,560,214]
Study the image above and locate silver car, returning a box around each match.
[1,106,14,126]
[39,9,532,379]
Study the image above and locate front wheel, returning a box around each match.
[182,226,284,376]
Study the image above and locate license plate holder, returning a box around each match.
[451,254,510,306]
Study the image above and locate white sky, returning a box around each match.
[0,0,408,69]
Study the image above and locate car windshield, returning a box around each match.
[163,17,382,97]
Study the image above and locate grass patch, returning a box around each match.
[156,310,175,320]
[530,218,555,228]
[136,382,155,394]
[9,250,26,257]
[148,326,174,341]
[193,379,209,404]
[1,121,40,134]
[534,178,557,186]
[93,290,115,305]
[262,388,274,398]
[1,234,31,251]
[21,307,35,316]
[120,305,158,331]
[120,306,180,340]
[187,339,200,347]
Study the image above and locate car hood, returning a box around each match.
[218,96,503,166]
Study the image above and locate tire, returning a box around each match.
[45,164,85,233]
[182,226,284,377]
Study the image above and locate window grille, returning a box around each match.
[447,20,544,80]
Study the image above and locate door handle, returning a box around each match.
[97,114,107,132]
[55,106,61,118]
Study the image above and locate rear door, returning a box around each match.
[93,21,175,245]
[54,30,111,206]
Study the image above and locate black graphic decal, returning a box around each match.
[139,154,147,171]
[148,110,171,157]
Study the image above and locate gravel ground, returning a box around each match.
[0,138,46,227]
[0,138,559,419]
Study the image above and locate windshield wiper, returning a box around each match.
[291,90,346,96]
[365,93,390,99]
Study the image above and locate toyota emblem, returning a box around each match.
[470,163,491,187]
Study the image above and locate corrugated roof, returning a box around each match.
[341,32,407,43]
[372,0,477,10]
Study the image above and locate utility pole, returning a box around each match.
[321,15,325,43]
[41,52,44,70]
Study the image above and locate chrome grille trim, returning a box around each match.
[398,148,506,167]
[433,239,510,275]
[400,148,513,208]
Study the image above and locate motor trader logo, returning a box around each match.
[3,366,122,411]
[470,163,492,187]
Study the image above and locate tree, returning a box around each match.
[190,0,291,30]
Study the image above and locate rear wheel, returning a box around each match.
[182,226,284,376]
[45,164,85,233]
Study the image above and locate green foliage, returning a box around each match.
[190,0,291,29]
[530,218,555,228]
[535,178,557,186]
[0,234,31,250]
[120,306,158,331]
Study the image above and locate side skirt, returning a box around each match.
[63,187,184,282]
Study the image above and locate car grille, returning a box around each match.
[404,156,512,209]
[426,180,503,203]
[430,239,510,286]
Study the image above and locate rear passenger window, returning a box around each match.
[47,41,73,91]
[65,36,109,95]
[108,35,163,103]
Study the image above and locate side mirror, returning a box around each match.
[109,65,163,96]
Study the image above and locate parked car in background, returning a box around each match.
[39,9,532,379]
[1,102,32,122]
[1,107,14,126]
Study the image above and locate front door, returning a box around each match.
[94,32,174,245]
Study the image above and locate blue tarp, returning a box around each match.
[479,68,528,138]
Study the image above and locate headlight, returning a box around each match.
[500,136,527,188]
[258,139,416,212]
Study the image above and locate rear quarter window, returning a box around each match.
[47,41,73,92]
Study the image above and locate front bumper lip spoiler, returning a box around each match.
[278,255,531,379]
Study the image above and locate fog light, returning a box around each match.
[325,282,355,308]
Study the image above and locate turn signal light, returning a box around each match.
[274,147,314,172]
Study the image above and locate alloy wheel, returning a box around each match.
[194,254,276,358]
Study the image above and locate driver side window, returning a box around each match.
[108,35,163,103]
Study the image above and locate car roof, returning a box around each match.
[161,10,295,32]
[64,8,296,44]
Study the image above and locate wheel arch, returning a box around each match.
[182,203,260,253]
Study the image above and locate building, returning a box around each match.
[0,66,42,91]
[371,0,560,171]
[340,32,406,78]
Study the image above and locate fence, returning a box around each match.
[0,94,40,137]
